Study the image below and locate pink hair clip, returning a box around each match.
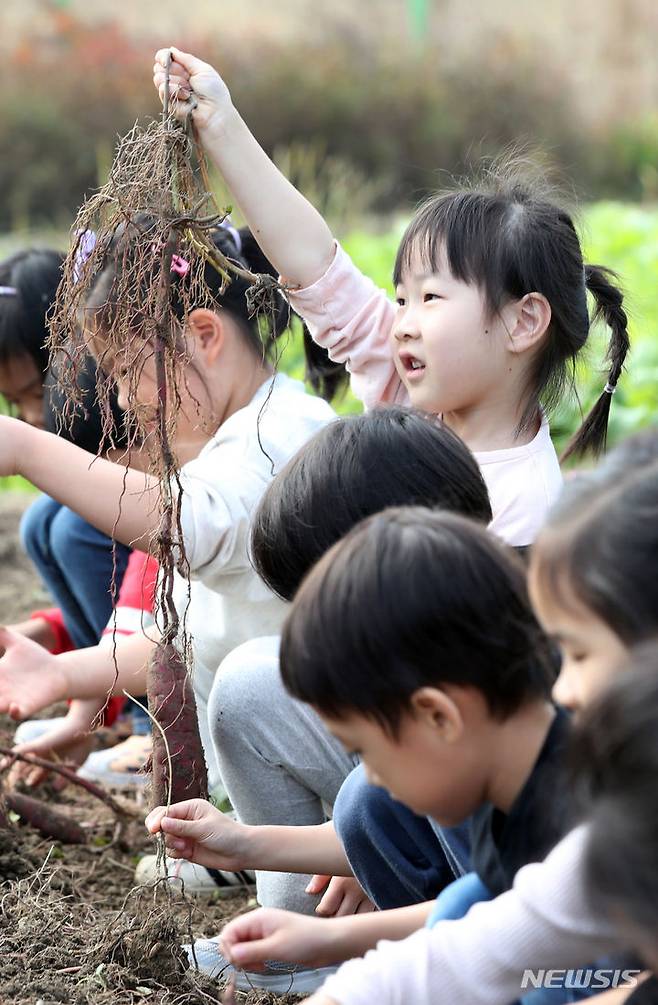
[170,254,190,277]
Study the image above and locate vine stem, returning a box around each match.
[0,746,132,819]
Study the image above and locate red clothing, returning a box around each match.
[30,550,158,725]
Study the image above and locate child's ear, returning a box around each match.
[187,308,225,363]
[410,687,464,743]
[504,292,552,355]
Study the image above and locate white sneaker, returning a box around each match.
[186,936,337,993]
[13,717,68,743]
[135,854,255,897]
[78,734,151,788]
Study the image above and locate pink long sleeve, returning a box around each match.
[288,243,563,548]
[287,243,407,409]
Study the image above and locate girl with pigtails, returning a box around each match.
[154,47,630,548]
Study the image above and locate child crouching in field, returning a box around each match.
[0,220,337,835]
[207,437,658,1005]
[150,507,576,994]
[573,648,658,1005]
[155,47,631,549]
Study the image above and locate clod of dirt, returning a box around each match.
[84,891,189,987]
[0,822,40,881]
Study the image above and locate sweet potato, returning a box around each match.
[146,641,208,808]
[4,791,86,844]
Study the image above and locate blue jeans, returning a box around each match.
[332,763,471,910]
[21,495,131,649]
[19,498,154,735]
[20,496,153,732]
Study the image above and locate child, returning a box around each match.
[9,547,159,789]
[200,441,658,1005]
[0,248,131,652]
[150,507,572,993]
[0,221,337,815]
[573,648,658,1004]
[154,47,629,547]
[143,407,491,928]
[0,247,151,771]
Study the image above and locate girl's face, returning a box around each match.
[0,354,44,428]
[92,330,218,451]
[528,565,629,717]
[111,346,159,430]
[391,245,511,417]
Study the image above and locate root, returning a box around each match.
[2,791,86,845]
[0,747,133,821]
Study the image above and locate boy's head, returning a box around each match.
[572,643,658,972]
[251,406,492,602]
[280,506,553,824]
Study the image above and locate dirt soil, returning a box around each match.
[0,495,305,1005]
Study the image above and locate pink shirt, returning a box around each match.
[289,244,563,547]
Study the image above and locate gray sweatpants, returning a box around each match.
[207,636,358,914]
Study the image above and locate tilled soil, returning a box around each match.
[0,494,304,1005]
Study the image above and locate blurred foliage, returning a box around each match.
[4,13,658,230]
[0,202,655,491]
[1,7,656,469]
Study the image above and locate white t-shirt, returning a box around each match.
[473,411,562,547]
[170,373,336,789]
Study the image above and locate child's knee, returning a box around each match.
[19,494,60,560]
[49,507,93,560]
[209,660,265,752]
[333,763,372,844]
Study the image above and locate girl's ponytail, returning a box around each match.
[302,326,348,401]
[236,227,347,402]
[561,265,630,462]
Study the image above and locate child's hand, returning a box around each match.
[0,627,69,720]
[5,698,101,788]
[220,907,340,970]
[153,48,234,140]
[145,799,251,871]
[307,874,375,917]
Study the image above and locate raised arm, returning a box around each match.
[0,417,158,550]
[153,48,403,409]
[153,47,336,289]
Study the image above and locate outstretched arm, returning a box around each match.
[153,47,336,289]
[147,803,353,878]
[0,417,158,550]
[218,902,433,971]
[0,626,154,720]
